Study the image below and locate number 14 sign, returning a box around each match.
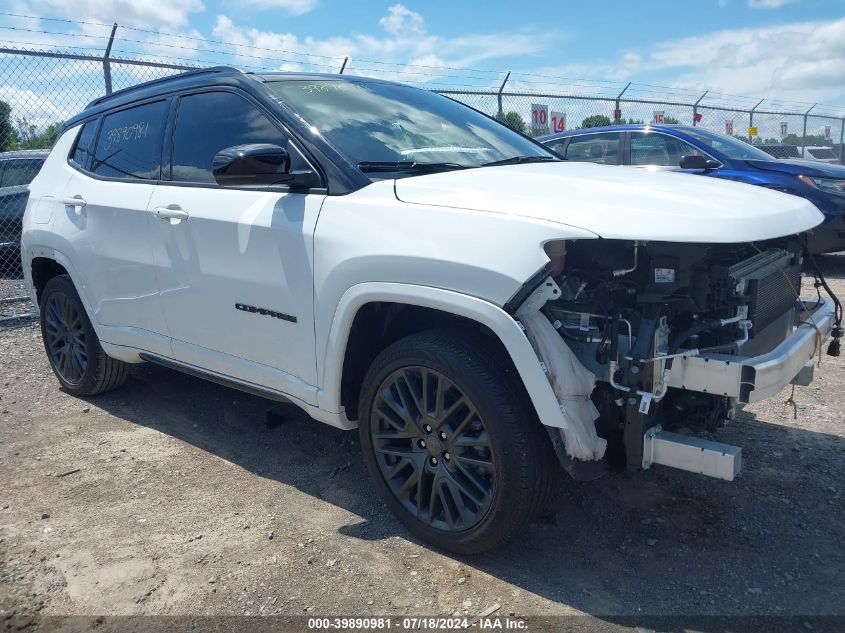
[531,104,566,133]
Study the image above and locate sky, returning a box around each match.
[1,0,845,127]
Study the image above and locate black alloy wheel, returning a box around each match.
[43,289,88,385]
[371,366,495,531]
[358,329,560,554]
[39,274,129,396]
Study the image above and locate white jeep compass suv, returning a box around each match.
[22,67,840,553]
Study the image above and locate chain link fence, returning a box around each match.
[1,46,844,321]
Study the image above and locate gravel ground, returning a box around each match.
[1,260,844,630]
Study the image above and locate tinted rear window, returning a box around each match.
[92,100,168,180]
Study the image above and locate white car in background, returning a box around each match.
[804,146,841,164]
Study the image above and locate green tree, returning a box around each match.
[613,118,644,125]
[495,110,527,134]
[14,117,60,150]
[0,101,18,151]
[663,115,680,124]
[580,114,612,129]
[783,133,832,147]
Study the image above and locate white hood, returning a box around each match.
[394,162,824,243]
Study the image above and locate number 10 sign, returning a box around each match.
[531,104,549,132]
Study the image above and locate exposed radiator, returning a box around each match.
[729,249,801,337]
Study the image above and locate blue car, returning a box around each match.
[537,125,845,253]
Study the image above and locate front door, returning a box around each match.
[149,90,324,403]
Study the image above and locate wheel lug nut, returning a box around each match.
[439,431,447,441]
[430,457,438,466]
[444,452,450,461]
[423,424,432,433]
[418,439,426,448]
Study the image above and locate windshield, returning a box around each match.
[681,127,774,161]
[267,79,554,176]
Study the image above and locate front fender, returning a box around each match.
[317,282,567,432]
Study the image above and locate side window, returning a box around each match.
[92,100,168,180]
[630,132,701,167]
[1,159,44,187]
[564,133,620,164]
[544,140,568,157]
[171,91,307,184]
[70,120,98,170]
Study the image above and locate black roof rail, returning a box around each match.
[86,65,250,109]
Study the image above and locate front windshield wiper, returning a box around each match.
[480,155,558,167]
[357,161,468,174]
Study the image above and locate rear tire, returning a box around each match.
[358,328,557,554]
[39,274,129,396]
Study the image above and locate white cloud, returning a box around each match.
[748,0,795,8]
[226,0,317,14]
[0,86,78,128]
[379,4,426,37]
[22,0,205,28]
[210,8,556,85]
[643,17,845,106]
[510,17,843,111]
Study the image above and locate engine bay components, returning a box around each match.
[522,237,841,476]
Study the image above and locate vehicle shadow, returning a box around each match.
[86,361,845,627]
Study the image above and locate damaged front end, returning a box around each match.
[514,237,841,481]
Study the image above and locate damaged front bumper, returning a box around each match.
[667,299,835,404]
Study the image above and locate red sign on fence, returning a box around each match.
[550,111,566,133]
[825,126,832,140]
[780,122,788,138]
[653,111,665,124]
[531,104,549,133]
[725,120,734,136]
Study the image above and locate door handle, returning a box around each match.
[61,196,87,216]
[154,205,189,221]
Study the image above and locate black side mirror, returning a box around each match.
[212,143,315,188]
[679,154,720,171]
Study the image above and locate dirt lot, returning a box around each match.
[1,259,844,631]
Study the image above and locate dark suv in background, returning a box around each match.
[0,150,48,275]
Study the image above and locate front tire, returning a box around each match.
[39,274,129,396]
[358,329,557,554]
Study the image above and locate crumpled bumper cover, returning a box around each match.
[667,300,835,404]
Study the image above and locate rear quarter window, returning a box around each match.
[92,100,168,180]
[70,121,99,170]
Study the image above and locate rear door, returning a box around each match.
[148,89,325,401]
[60,99,171,356]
